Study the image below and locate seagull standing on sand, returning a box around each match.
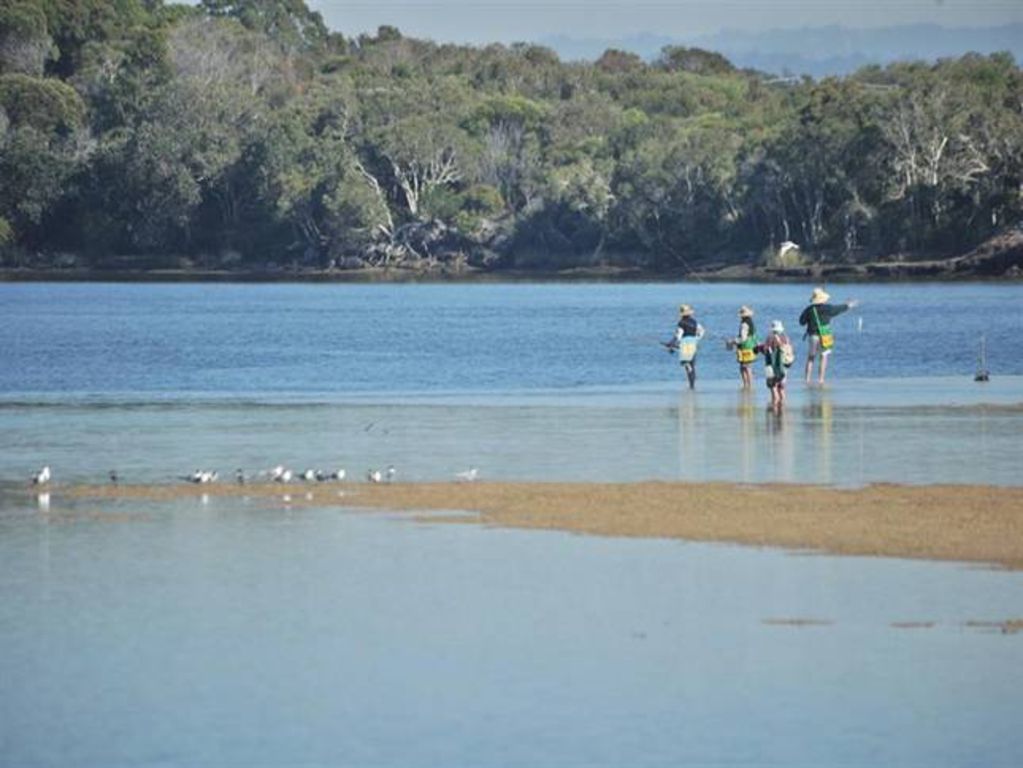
[301,469,316,482]
[386,465,396,483]
[32,466,51,485]
[455,467,479,482]
[109,470,119,485]
[367,469,383,483]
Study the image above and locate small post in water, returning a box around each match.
[974,334,990,382]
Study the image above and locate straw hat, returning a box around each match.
[771,320,785,333]
[738,305,754,318]
[810,287,830,305]
[678,304,694,317]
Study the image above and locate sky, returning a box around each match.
[306,0,1023,44]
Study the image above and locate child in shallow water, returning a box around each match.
[761,320,793,410]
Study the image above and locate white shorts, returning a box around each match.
[807,335,831,360]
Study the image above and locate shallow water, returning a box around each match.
[2,281,1022,395]
[1,376,1020,487]
[3,282,1023,765]
[1,494,1021,767]
[3,282,1021,487]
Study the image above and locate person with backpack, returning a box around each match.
[761,320,794,410]
[798,287,860,385]
[665,304,705,389]
[729,306,758,390]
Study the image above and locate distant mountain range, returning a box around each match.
[539,24,1023,77]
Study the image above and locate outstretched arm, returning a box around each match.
[827,299,859,320]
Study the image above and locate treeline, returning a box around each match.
[1,0,1021,273]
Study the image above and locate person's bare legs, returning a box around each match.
[818,353,829,385]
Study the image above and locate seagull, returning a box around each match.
[386,465,396,483]
[301,469,317,482]
[236,469,246,485]
[275,468,293,483]
[32,466,51,485]
[109,470,119,485]
[332,468,346,481]
[367,469,383,483]
[455,467,479,482]
[186,469,218,484]
[268,465,286,481]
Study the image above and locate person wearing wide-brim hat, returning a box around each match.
[798,287,859,385]
[730,306,758,390]
[666,304,705,389]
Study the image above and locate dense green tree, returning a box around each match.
[0,0,1019,271]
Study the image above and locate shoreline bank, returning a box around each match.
[56,480,1023,570]
[1,264,1021,284]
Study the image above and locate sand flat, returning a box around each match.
[57,480,1023,570]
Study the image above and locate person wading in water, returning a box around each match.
[666,304,705,389]
[798,287,859,385]
[730,305,758,390]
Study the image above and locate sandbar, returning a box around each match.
[57,480,1023,570]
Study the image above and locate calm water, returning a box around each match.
[2,282,1023,766]
[1,282,1022,486]
[3,282,1023,395]
[1,495,1021,767]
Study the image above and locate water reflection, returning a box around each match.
[805,392,834,484]
[0,378,1021,487]
[764,407,795,483]
[736,391,758,483]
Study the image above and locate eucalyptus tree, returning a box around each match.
[872,55,1023,250]
[356,75,478,222]
[611,112,744,265]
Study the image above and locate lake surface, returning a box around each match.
[2,281,1023,766]
[1,494,1022,767]
[3,281,1022,396]
[1,282,1022,486]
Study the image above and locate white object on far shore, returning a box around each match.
[455,467,479,482]
[367,469,383,483]
[32,466,51,485]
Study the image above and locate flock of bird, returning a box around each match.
[30,463,480,486]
